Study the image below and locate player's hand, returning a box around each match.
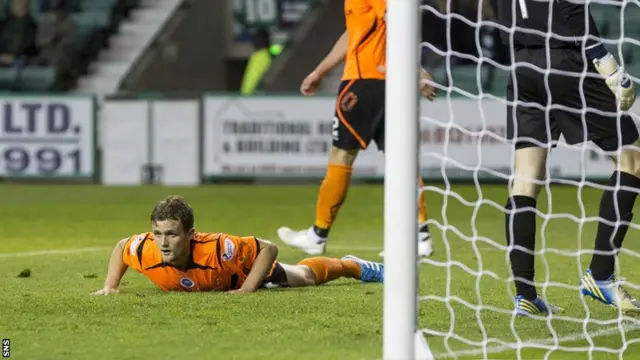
[300,71,323,96]
[228,287,254,295]
[593,54,636,111]
[90,287,120,296]
[420,69,438,101]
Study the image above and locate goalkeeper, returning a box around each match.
[91,196,384,295]
[497,0,640,315]
[277,0,438,258]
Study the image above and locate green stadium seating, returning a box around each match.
[591,4,640,39]
[0,67,17,89]
[0,0,128,91]
[80,0,118,11]
[15,66,56,91]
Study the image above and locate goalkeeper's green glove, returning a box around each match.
[593,54,636,111]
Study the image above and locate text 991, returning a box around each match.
[1,146,81,176]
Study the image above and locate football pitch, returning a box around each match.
[2,183,640,359]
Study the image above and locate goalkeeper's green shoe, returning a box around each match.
[514,295,562,317]
[580,269,640,312]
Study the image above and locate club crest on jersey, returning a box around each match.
[222,238,235,261]
[180,277,195,289]
[129,235,144,255]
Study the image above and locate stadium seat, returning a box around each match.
[0,0,133,91]
[591,4,640,41]
[15,66,57,91]
[0,67,18,89]
[80,0,118,11]
[72,11,112,30]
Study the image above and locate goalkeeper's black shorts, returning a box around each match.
[332,79,386,151]
[506,47,639,151]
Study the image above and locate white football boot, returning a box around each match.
[379,232,434,258]
[277,226,327,255]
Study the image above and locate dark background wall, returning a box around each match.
[120,0,230,93]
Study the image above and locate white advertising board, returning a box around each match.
[101,99,200,186]
[203,96,383,178]
[0,96,95,179]
[203,95,636,181]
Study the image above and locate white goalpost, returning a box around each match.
[383,0,433,359]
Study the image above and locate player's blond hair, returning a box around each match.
[150,195,194,232]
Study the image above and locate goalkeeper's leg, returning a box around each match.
[504,146,563,317]
[503,57,564,317]
[279,255,384,287]
[580,139,640,312]
[549,61,640,312]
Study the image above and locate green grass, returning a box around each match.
[1,184,640,359]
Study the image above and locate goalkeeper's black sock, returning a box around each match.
[505,195,538,300]
[589,171,640,281]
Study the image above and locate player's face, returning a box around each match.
[151,219,193,266]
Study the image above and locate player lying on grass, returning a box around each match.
[91,196,384,295]
[277,0,438,258]
[496,0,640,315]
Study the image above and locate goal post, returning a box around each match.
[383,0,433,359]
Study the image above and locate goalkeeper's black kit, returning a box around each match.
[497,0,602,51]
[495,0,638,151]
[496,0,640,302]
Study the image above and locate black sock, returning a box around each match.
[505,195,538,300]
[419,223,429,234]
[313,226,330,238]
[589,171,640,281]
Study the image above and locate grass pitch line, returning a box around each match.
[0,245,385,258]
[0,245,383,257]
[0,244,503,258]
[0,246,111,258]
[432,322,640,359]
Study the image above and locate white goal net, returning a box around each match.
[384,0,640,359]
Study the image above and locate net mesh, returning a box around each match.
[416,1,640,358]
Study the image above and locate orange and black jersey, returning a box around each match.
[122,232,276,292]
[342,0,386,80]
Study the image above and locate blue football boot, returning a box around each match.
[342,255,384,283]
[515,295,563,317]
[580,269,640,312]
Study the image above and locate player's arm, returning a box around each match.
[300,30,347,95]
[232,239,278,294]
[313,30,348,78]
[91,238,129,296]
[559,1,635,110]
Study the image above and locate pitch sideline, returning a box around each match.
[0,245,386,258]
[0,245,384,258]
[0,246,112,258]
[0,244,507,258]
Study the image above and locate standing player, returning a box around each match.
[497,0,640,316]
[277,0,438,258]
[91,196,384,295]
